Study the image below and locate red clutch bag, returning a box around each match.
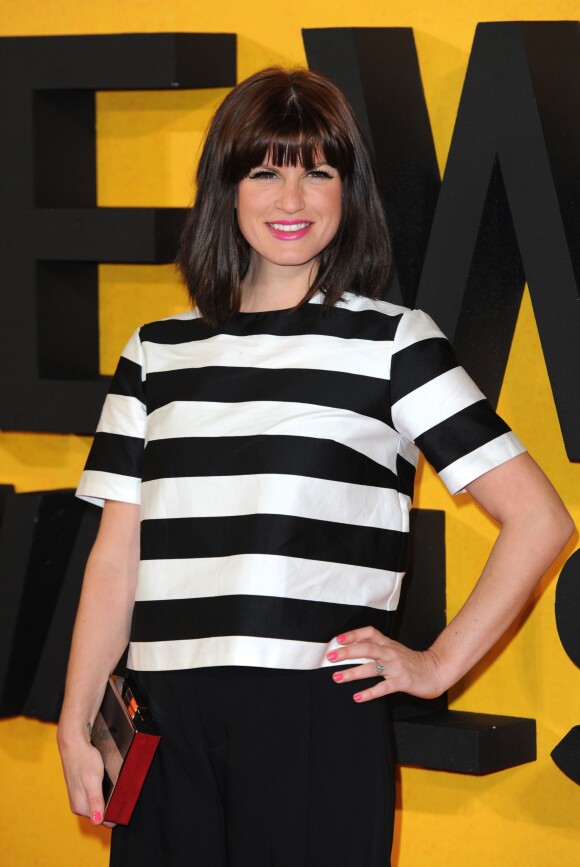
[90,675,161,825]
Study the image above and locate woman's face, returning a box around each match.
[236,157,342,278]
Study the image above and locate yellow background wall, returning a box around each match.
[0,1,579,865]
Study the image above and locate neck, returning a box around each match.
[240,258,316,313]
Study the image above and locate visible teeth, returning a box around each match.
[269,222,310,231]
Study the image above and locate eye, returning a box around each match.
[247,169,278,180]
[307,169,335,179]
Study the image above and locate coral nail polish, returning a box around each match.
[353,693,363,702]
[327,651,338,661]
[337,633,346,643]
[332,671,344,682]
[91,811,102,824]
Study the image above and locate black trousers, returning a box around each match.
[110,665,395,866]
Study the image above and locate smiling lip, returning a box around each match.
[266,221,313,240]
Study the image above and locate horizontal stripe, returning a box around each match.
[140,514,408,573]
[135,554,403,610]
[130,594,391,643]
[391,366,484,441]
[142,332,391,380]
[390,337,459,403]
[96,393,146,439]
[139,298,403,343]
[145,366,391,424]
[224,305,403,340]
[140,474,411,531]
[76,470,141,507]
[121,328,145,367]
[391,307,445,350]
[146,400,399,472]
[439,431,527,494]
[85,432,143,479]
[312,292,408,319]
[108,356,144,401]
[142,435,398,490]
[396,452,417,499]
[416,400,511,471]
[127,633,383,671]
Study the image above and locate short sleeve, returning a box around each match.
[76,328,146,508]
[390,309,526,494]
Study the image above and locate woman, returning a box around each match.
[57,67,573,866]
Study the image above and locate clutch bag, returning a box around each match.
[90,674,160,825]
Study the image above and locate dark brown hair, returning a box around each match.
[177,67,391,326]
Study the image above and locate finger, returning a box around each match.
[328,641,389,664]
[337,626,391,646]
[332,662,383,683]
[88,791,105,825]
[352,679,397,703]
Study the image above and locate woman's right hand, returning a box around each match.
[58,732,115,828]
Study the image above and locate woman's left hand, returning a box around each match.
[328,626,446,703]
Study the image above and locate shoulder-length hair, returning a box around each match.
[177,67,392,327]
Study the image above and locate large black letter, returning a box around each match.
[416,22,580,453]
[0,34,236,433]
[302,27,440,308]
[305,23,580,458]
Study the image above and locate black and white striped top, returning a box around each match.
[77,292,525,672]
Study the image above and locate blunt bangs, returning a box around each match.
[228,129,354,182]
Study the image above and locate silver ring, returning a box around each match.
[375,662,386,676]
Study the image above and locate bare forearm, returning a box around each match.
[429,504,574,690]
[59,561,134,737]
[58,501,140,745]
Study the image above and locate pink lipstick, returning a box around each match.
[266,220,313,240]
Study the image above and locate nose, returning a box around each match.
[277,176,304,213]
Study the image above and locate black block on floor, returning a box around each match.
[394,709,536,774]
